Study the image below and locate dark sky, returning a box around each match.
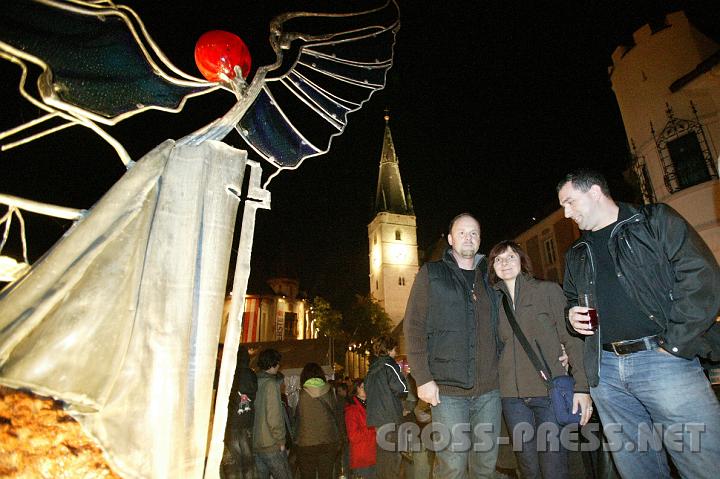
[2,0,716,309]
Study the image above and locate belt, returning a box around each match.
[602,335,664,356]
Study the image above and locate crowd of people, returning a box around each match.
[221,169,720,479]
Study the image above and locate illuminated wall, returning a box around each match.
[220,278,310,344]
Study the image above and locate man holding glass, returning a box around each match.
[557,168,720,478]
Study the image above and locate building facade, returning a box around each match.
[224,277,312,344]
[609,10,720,260]
[514,209,580,284]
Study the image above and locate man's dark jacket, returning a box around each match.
[365,354,408,427]
[563,202,720,387]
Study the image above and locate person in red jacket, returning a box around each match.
[345,378,376,478]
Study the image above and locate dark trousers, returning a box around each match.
[502,396,569,479]
[375,428,401,479]
[296,443,338,479]
[222,426,257,479]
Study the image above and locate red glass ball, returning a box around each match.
[194,30,252,82]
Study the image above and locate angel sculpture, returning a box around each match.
[0,1,399,478]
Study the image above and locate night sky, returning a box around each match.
[1,1,716,309]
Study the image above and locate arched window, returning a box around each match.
[395,230,402,241]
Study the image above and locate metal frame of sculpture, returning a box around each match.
[0,1,399,478]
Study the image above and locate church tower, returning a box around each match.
[368,114,419,328]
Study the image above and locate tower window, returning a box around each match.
[668,133,711,189]
[653,103,718,193]
[374,235,377,245]
[398,276,405,286]
[376,280,379,290]
[395,230,402,240]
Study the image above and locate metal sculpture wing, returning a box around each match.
[235,1,399,172]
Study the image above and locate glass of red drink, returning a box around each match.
[579,293,598,331]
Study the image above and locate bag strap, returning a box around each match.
[501,293,551,387]
[316,392,340,436]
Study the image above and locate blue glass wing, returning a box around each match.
[0,0,213,123]
[237,88,321,166]
[236,1,399,169]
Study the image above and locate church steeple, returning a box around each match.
[368,112,419,330]
[374,113,412,215]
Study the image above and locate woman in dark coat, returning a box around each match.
[489,240,592,479]
[221,346,258,479]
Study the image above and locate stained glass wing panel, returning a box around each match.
[237,87,321,168]
[238,24,397,169]
[0,1,210,122]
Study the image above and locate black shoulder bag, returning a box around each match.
[501,293,581,426]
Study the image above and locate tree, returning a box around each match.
[311,296,343,338]
[342,294,392,346]
[312,294,391,346]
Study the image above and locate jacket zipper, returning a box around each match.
[609,213,641,238]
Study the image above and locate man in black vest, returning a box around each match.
[559,169,720,478]
[404,213,501,478]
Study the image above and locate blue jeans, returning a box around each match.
[254,449,292,479]
[431,389,501,479]
[591,349,720,479]
[502,396,568,479]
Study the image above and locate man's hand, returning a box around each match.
[572,393,593,425]
[569,306,595,335]
[417,380,440,406]
[280,444,286,452]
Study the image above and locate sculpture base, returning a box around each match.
[0,387,119,478]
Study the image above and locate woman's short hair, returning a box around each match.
[487,240,533,284]
[300,362,326,385]
[372,335,398,357]
[257,348,281,371]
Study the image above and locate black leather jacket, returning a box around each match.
[563,202,720,387]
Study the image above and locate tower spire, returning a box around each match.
[374,112,409,214]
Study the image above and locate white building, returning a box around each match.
[609,11,720,260]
